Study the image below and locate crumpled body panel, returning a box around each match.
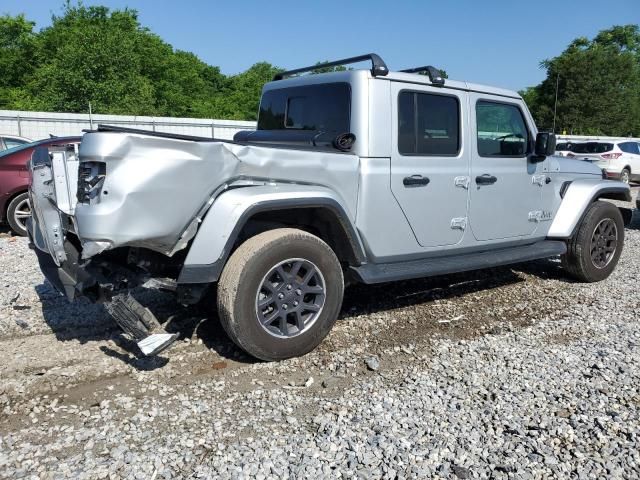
[75,132,360,255]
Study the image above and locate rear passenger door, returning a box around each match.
[390,83,470,247]
[468,96,543,241]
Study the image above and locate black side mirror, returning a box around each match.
[533,132,556,161]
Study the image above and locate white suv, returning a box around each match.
[569,140,640,184]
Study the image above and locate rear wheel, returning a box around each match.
[561,201,624,282]
[620,168,630,184]
[217,228,344,361]
[6,192,30,236]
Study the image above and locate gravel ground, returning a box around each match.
[0,193,639,479]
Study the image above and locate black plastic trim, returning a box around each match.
[399,66,445,86]
[273,53,388,80]
[178,198,367,284]
[351,240,567,284]
[91,124,236,143]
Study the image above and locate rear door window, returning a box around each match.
[624,142,640,155]
[398,91,460,156]
[258,83,351,133]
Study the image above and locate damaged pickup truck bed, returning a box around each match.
[28,54,631,360]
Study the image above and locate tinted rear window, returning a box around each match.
[571,142,613,154]
[258,83,350,132]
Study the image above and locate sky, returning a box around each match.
[2,0,639,91]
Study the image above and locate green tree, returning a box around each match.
[524,25,640,136]
[0,2,277,119]
[0,14,38,108]
[212,62,283,120]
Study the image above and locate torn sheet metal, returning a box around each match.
[73,132,360,257]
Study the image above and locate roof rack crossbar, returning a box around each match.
[273,53,389,81]
[399,65,445,86]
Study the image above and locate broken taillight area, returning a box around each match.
[77,161,106,204]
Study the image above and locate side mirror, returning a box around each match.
[533,132,556,160]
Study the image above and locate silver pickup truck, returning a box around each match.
[27,54,631,360]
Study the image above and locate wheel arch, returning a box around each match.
[547,179,631,239]
[178,185,366,284]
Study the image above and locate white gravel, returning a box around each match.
[0,196,639,479]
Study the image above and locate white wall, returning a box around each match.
[0,110,256,141]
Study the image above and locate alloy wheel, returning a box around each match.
[589,218,618,269]
[12,197,31,232]
[255,258,326,338]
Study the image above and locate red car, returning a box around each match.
[0,136,81,236]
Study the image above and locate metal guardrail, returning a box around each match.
[0,110,256,140]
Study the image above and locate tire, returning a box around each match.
[217,228,344,361]
[6,192,30,236]
[561,201,624,282]
[620,168,630,184]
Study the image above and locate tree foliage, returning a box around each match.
[0,2,281,119]
[523,25,640,136]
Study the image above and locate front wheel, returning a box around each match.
[217,228,344,361]
[561,201,624,282]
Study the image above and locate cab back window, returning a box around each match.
[258,83,350,133]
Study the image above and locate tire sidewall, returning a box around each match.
[226,233,343,361]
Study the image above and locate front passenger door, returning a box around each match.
[468,97,543,241]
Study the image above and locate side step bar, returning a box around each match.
[351,240,567,284]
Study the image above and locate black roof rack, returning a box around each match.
[399,65,445,86]
[273,53,389,81]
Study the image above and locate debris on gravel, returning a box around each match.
[0,196,639,479]
[364,355,380,371]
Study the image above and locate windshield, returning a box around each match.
[571,142,613,154]
[0,137,80,158]
[0,138,48,157]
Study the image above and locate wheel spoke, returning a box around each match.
[261,310,280,326]
[301,267,316,285]
[295,310,305,331]
[278,315,288,336]
[276,266,289,283]
[303,303,321,313]
[258,296,274,309]
[303,285,324,294]
[289,261,303,280]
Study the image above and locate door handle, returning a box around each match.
[475,174,497,185]
[403,175,430,187]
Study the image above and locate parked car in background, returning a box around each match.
[0,134,32,152]
[0,136,81,236]
[555,142,576,157]
[568,140,640,184]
